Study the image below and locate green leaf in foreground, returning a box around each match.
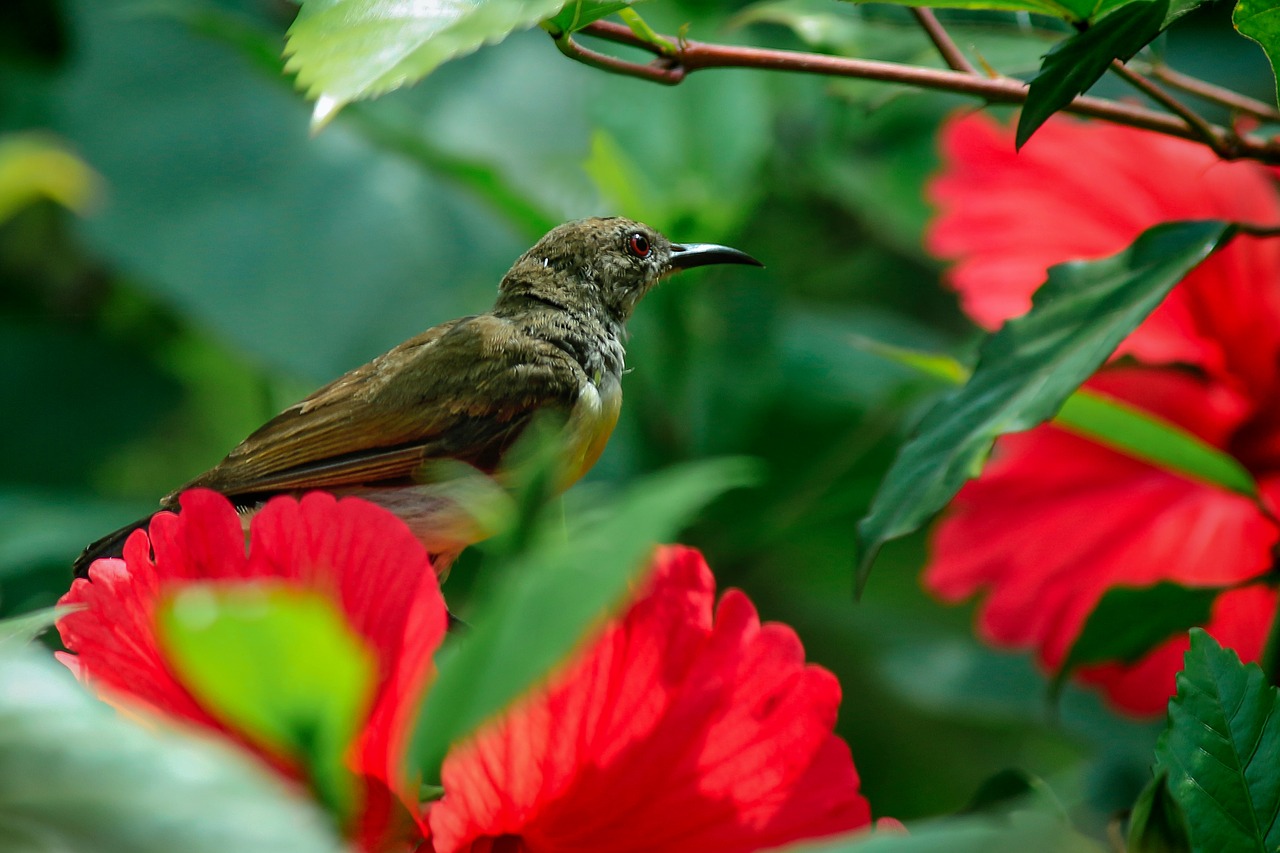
[1235,0,1280,109]
[285,0,571,128]
[158,585,376,821]
[0,643,341,853]
[1153,629,1280,851]
[1127,771,1191,853]
[854,220,1235,594]
[0,605,74,644]
[1056,583,1219,692]
[410,458,756,781]
[1017,0,1169,148]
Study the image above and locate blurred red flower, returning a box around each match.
[423,545,872,853]
[923,113,1280,715]
[60,494,873,851]
[58,489,446,850]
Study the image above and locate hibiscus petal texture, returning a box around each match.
[57,489,447,809]
[425,545,871,853]
[923,114,1280,715]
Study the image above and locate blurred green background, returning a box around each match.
[1,0,1270,831]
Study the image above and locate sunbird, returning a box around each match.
[74,217,761,578]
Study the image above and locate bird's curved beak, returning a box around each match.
[668,242,763,270]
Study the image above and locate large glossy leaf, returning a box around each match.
[1017,0,1168,148]
[1235,0,1280,108]
[854,220,1235,593]
[410,458,755,781]
[0,642,342,853]
[1154,629,1280,851]
[158,585,376,821]
[285,0,570,127]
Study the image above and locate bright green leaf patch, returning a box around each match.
[0,643,342,853]
[410,458,756,782]
[545,0,639,35]
[158,585,376,821]
[854,220,1235,594]
[1235,0,1280,109]
[0,132,100,223]
[285,0,572,128]
[1154,630,1280,852]
[1017,0,1169,148]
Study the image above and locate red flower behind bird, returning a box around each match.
[923,113,1280,715]
[58,491,873,851]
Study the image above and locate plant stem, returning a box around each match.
[1108,60,1240,159]
[1141,62,1280,124]
[910,8,977,74]
[554,20,1280,166]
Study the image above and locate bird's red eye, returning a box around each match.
[626,232,651,258]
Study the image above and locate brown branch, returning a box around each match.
[1141,62,1280,124]
[1108,60,1240,159]
[555,20,1280,166]
[910,8,977,74]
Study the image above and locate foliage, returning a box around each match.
[5,0,1280,849]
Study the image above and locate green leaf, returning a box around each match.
[157,585,377,821]
[0,132,100,223]
[410,458,757,781]
[1234,0,1280,109]
[545,0,639,35]
[1055,390,1258,497]
[0,606,74,644]
[1153,629,1280,851]
[856,338,1260,498]
[1057,583,1219,686]
[854,220,1235,594]
[0,643,342,853]
[1127,771,1192,853]
[285,0,571,128]
[1017,0,1169,148]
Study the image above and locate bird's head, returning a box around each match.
[497,217,762,327]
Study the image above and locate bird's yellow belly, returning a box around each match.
[562,376,623,488]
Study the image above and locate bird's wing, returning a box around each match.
[171,315,586,502]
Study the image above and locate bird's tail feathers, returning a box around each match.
[72,516,152,579]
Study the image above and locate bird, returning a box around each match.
[73,216,762,579]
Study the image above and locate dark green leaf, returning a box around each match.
[0,643,342,853]
[1234,0,1280,108]
[1017,0,1169,148]
[410,458,756,781]
[0,605,72,643]
[1154,629,1280,851]
[1057,583,1219,690]
[855,220,1235,593]
[963,769,1062,816]
[1127,771,1191,853]
[285,0,571,127]
[158,586,376,821]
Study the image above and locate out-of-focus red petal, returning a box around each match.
[929,113,1280,392]
[925,366,1279,714]
[427,546,870,853]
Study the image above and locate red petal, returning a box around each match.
[427,546,870,852]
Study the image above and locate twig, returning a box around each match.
[553,20,1280,166]
[910,8,977,74]
[1141,62,1280,124]
[1108,60,1240,158]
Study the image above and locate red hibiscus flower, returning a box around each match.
[57,489,447,849]
[423,545,873,852]
[922,113,1280,715]
[60,493,873,851]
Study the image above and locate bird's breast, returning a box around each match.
[562,373,623,488]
